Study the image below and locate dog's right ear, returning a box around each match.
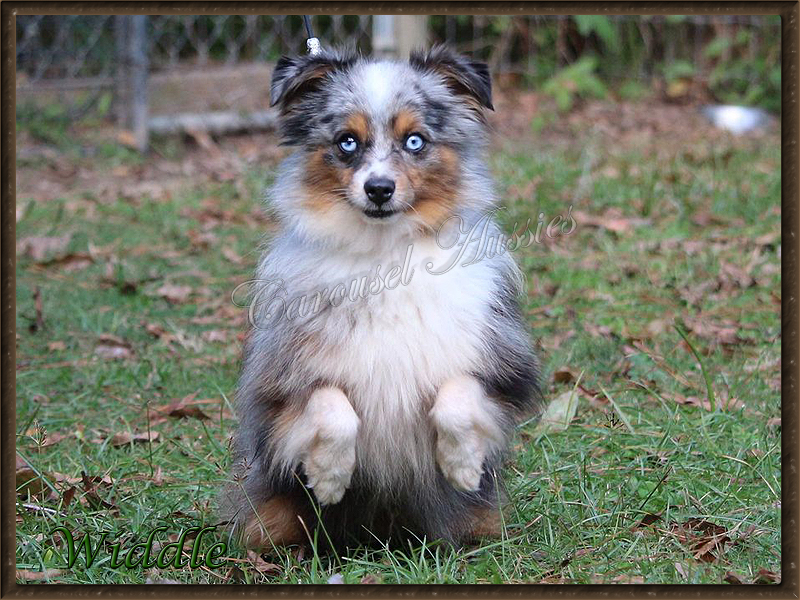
[270,50,357,109]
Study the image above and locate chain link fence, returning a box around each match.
[16,14,780,150]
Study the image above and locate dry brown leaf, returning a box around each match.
[17,569,63,582]
[552,367,578,384]
[222,246,245,265]
[724,571,744,584]
[47,341,66,351]
[17,235,71,261]
[246,550,281,575]
[683,315,742,345]
[151,393,211,422]
[630,512,661,531]
[719,261,755,290]
[16,463,47,497]
[202,329,229,343]
[360,574,382,584]
[767,417,781,430]
[95,334,134,360]
[572,209,650,234]
[104,430,160,447]
[39,252,94,272]
[156,284,193,304]
[669,518,730,563]
[753,568,780,584]
[187,229,219,250]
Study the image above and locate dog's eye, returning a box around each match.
[337,135,359,154]
[404,134,426,153]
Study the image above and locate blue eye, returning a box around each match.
[338,135,358,154]
[404,134,425,153]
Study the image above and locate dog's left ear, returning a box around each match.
[410,45,493,111]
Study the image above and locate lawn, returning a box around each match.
[15,98,781,584]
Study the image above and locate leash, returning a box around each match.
[303,15,321,56]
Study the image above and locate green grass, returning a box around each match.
[15,124,780,584]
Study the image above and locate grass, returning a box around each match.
[15,110,781,584]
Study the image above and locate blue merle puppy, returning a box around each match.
[225,45,540,550]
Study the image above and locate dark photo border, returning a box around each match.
[2,2,795,597]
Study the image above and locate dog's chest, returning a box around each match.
[307,246,493,415]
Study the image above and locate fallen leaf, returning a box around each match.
[95,334,134,360]
[16,460,47,497]
[724,571,744,584]
[682,315,743,345]
[767,417,781,430]
[17,235,71,261]
[47,341,66,351]
[753,568,780,584]
[151,393,211,422]
[202,329,228,343]
[719,261,755,290]
[631,513,661,531]
[572,209,650,234]
[532,389,580,439]
[552,367,578,384]
[101,430,160,447]
[360,574,381,584]
[156,284,193,304]
[17,569,63,582]
[669,519,730,563]
[674,563,688,579]
[222,247,245,265]
[187,229,219,250]
[247,550,281,575]
[39,252,94,272]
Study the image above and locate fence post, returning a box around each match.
[372,15,395,57]
[394,15,428,57]
[129,16,149,153]
[114,16,129,127]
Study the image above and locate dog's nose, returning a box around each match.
[364,177,395,206]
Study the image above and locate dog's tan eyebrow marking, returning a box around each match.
[392,109,423,139]
[343,112,371,142]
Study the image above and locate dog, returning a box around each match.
[224,45,540,550]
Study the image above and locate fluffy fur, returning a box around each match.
[224,46,541,550]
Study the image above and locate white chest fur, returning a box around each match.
[268,236,500,484]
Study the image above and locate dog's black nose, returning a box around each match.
[364,177,395,206]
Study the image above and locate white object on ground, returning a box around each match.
[701,104,770,135]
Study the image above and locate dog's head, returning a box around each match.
[269,46,493,241]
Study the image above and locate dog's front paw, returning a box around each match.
[300,388,360,506]
[434,429,485,492]
[304,441,356,505]
[430,376,505,493]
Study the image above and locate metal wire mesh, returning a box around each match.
[15,13,781,148]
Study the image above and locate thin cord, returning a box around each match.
[303,15,314,39]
